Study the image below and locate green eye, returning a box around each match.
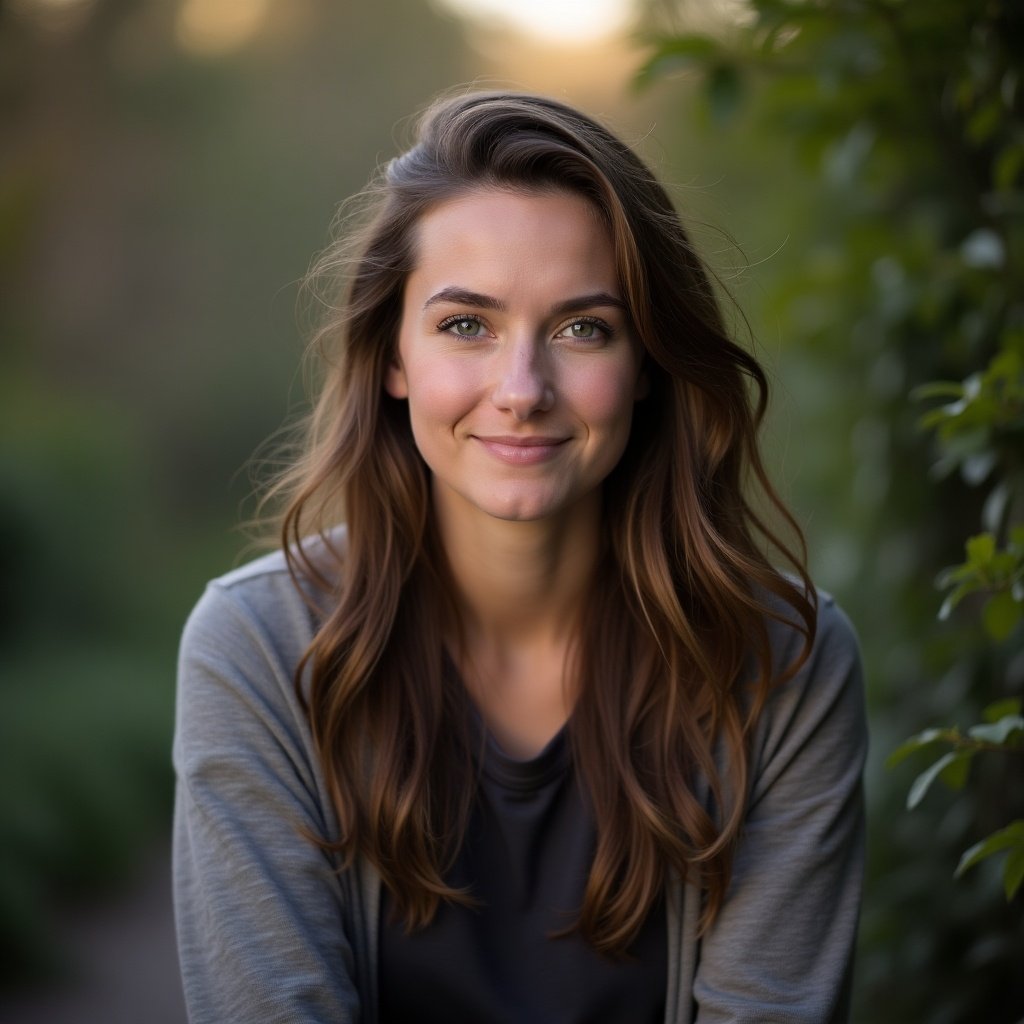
[571,322,596,338]
[451,319,481,336]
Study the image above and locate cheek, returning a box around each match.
[404,359,480,433]
[565,362,641,430]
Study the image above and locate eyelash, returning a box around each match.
[436,314,615,342]
[558,315,614,342]
[437,314,489,337]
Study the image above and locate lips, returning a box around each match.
[473,434,569,465]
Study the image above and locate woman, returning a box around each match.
[173,91,866,1023]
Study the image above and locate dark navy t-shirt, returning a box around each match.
[378,723,667,1023]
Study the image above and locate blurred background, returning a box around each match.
[1,0,1021,1021]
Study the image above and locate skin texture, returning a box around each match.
[387,187,645,531]
[385,188,647,756]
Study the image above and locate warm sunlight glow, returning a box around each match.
[8,0,96,33]
[434,0,632,45]
[23,0,89,9]
[176,0,272,56]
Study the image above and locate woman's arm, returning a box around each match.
[173,568,371,1024]
[692,593,867,1023]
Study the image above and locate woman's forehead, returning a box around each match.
[403,189,620,310]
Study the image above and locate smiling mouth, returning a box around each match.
[473,435,569,465]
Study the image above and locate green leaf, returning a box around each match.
[886,727,947,769]
[982,590,1023,640]
[983,697,1023,722]
[911,381,966,401]
[994,143,1024,191]
[1004,846,1024,900]
[919,407,958,431]
[935,562,975,589]
[967,714,1024,745]
[938,751,972,790]
[955,820,1024,877]
[634,34,721,89]
[966,533,996,566]
[967,99,1002,144]
[990,552,1018,577]
[938,580,978,620]
[908,751,971,809]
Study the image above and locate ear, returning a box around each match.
[384,356,408,399]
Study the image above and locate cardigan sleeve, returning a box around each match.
[691,593,867,1024]
[172,576,365,1024]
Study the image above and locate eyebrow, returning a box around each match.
[423,287,506,312]
[422,287,628,317]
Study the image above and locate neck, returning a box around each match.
[435,491,603,651]
[431,487,604,758]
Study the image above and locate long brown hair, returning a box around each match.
[271,91,816,955]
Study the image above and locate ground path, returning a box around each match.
[0,847,186,1024]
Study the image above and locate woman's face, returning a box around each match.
[387,187,646,530]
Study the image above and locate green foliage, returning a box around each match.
[890,692,1024,908]
[886,699,1023,811]
[0,651,175,984]
[936,530,1024,638]
[956,822,1024,901]
[638,0,1024,1018]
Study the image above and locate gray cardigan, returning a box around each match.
[173,548,866,1023]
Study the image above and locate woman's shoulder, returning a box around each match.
[179,526,347,677]
[174,530,349,782]
[809,588,861,670]
[754,583,867,771]
[758,579,861,673]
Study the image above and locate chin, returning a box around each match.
[461,485,556,522]
[481,487,582,524]
[434,478,585,526]
[482,502,557,523]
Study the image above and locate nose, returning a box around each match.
[491,336,554,420]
